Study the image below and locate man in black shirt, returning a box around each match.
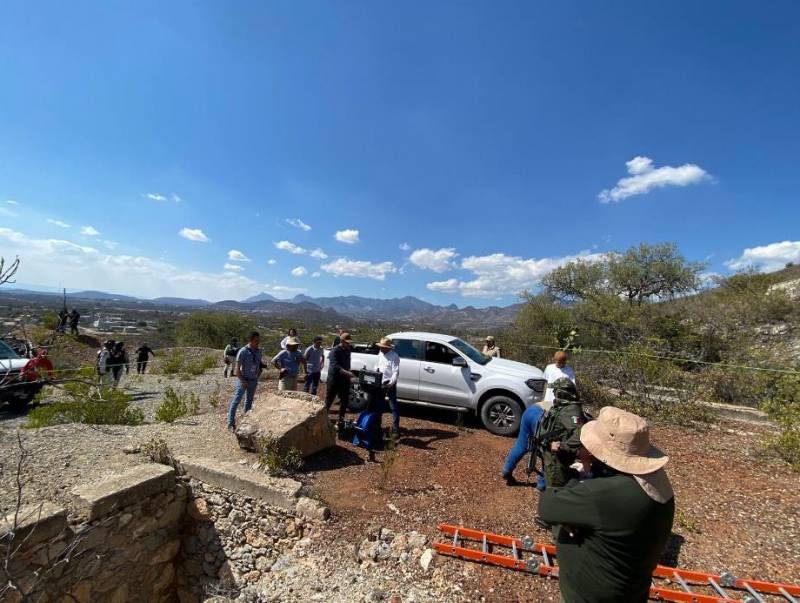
[325,332,354,427]
[135,343,156,374]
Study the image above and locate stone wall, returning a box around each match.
[0,464,186,603]
[1,458,330,603]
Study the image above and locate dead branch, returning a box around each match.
[0,257,20,287]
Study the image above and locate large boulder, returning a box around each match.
[235,391,335,458]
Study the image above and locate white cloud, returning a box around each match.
[321,258,396,281]
[6,200,19,205]
[399,242,411,252]
[80,226,100,237]
[145,193,168,202]
[227,249,250,262]
[286,218,312,231]
[426,278,461,293]
[426,250,604,298]
[47,219,70,228]
[725,240,800,273]
[104,240,118,250]
[598,156,711,203]
[267,259,277,265]
[409,247,458,273]
[291,266,308,277]
[0,207,17,218]
[172,194,182,203]
[274,240,307,255]
[310,248,328,260]
[335,229,360,244]
[224,263,244,273]
[311,271,321,278]
[0,227,305,301]
[178,227,210,243]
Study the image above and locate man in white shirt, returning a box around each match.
[542,350,576,409]
[375,336,401,436]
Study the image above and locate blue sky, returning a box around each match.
[1,1,799,306]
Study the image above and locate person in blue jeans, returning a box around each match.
[227,331,266,431]
[303,336,325,395]
[502,404,546,488]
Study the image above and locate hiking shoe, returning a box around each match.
[227,423,236,433]
[502,472,518,486]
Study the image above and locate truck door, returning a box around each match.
[418,341,474,407]
[392,338,421,401]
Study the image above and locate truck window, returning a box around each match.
[424,341,459,365]
[393,339,421,360]
[0,341,20,360]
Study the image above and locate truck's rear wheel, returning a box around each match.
[480,395,522,436]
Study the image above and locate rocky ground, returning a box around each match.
[1,359,799,602]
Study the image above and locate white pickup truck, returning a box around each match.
[321,331,546,436]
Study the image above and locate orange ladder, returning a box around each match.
[433,524,800,603]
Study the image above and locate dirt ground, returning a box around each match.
[309,383,800,602]
[2,370,799,601]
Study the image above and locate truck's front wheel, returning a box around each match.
[480,395,522,436]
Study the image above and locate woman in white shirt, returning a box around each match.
[542,350,576,408]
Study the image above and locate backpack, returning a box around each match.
[225,345,239,358]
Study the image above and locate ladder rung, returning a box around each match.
[744,583,766,603]
[780,587,799,603]
[709,577,729,599]
[673,572,692,593]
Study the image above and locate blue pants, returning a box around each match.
[227,378,258,427]
[387,385,400,432]
[503,405,545,486]
[304,371,321,395]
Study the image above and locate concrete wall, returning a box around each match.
[1,458,329,603]
[0,465,186,603]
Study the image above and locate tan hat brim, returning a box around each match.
[580,420,669,475]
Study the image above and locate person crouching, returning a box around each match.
[272,336,305,391]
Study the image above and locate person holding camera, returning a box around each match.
[272,336,305,391]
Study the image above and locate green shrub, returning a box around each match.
[185,354,217,376]
[154,386,194,422]
[175,312,254,348]
[26,368,144,428]
[142,437,177,467]
[42,311,60,331]
[157,350,186,375]
[257,434,302,477]
[27,388,143,428]
[583,346,713,426]
[761,375,800,471]
[208,383,223,409]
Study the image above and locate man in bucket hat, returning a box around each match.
[537,406,675,603]
[272,336,305,391]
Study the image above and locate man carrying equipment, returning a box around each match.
[223,338,239,378]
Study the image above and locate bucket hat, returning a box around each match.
[580,406,668,476]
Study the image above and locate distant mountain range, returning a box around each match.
[0,288,522,328]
